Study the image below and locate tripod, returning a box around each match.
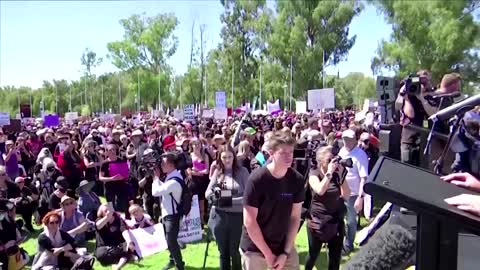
[202,204,214,270]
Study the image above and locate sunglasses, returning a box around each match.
[362,139,370,144]
[49,220,59,225]
[47,167,55,172]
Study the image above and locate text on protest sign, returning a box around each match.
[307,88,335,111]
[215,91,226,108]
[0,112,10,126]
[65,112,79,124]
[183,104,195,122]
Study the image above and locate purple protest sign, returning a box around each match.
[44,114,60,127]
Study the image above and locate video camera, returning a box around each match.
[211,187,232,208]
[401,74,422,96]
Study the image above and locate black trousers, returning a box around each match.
[208,207,243,270]
[95,243,129,266]
[305,223,344,270]
[105,181,129,215]
[143,194,160,223]
[16,202,35,230]
[162,214,184,270]
[401,143,420,167]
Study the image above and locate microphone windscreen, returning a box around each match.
[343,224,416,270]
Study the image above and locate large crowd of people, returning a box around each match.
[0,68,479,270]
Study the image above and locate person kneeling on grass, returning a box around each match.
[127,204,154,229]
[94,204,136,270]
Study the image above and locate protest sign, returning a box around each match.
[183,104,195,122]
[20,103,31,118]
[215,91,226,108]
[44,114,60,127]
[214,107,228,120]
[178,195,203,243]
[307,88,335,111]
[65,112,79,124]
[173,109,183,120]
[267,99,281,114]
[122,224,167,258]
[295,101,307,114]
[0,112,10,126]
[3,119,21,133]
[202,109,214,118]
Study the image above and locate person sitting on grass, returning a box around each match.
[32,211,81,270]
[127,204,154,229]
[57,196,89,247]
[94,204,136,270]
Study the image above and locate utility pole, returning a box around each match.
[259,61,263,109]
[290,55,293,111]
[118,74,122,114]
[101,84,104,113]
[231,61,235,108]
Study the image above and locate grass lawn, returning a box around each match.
[20,222,362,270]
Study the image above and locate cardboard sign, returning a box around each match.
[296,101,307,114]
[44,114,60,127]
[214,107,228,120]
[177,195,203,243]
[121,195,203,258]
[0,112,10,126]
[20,104,31,118]
[122,223,168,258]
[202,109,214,118]
[183,104,195,123]
[3,119,21,133]
[65,112,79,124]
[215,91,226,108]
[307,88,335,111]
[173,109,183,120]
[267,99,281,114]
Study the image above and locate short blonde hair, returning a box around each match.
[316,146,334,163]
[129,204,143,215]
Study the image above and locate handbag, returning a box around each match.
[307,215,340,242]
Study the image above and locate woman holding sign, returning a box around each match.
[205,145,249,270]
[100,144,130,216]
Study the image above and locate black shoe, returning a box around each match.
[178,241,186,250]
[342,246,352,256]
[161,261,175,270]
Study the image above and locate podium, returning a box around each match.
[365,156,480,270]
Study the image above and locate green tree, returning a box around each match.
[371,0,480,81]
[268,0,363,98]
[107,13,179,74]
[335,72,376,109]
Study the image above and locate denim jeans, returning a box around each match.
[162,214,184,270]
[344,195,358,251]
[208,207,243,270]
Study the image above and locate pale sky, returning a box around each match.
[0,1,392,89]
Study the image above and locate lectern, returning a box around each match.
[365,156,480,270]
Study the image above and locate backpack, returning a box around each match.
[169,177,192,216]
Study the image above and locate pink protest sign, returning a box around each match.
[108,162,129,178]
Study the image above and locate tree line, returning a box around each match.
[0,0,478,117]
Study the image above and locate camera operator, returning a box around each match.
[205,145,249,270]
[151,152,185,270]
[138,149,161,222]
[305,146,350,270]
[396,70,433,166]
[338,129,369,255]
[0,199,26,270]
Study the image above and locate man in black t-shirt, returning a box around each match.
[240,132,305,270]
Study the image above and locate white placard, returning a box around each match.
[0,112,10,126]
[122,223,168,258]
[65,112,79,123]
[202,109,214,118]
[215,91,226,108]
[173,109,184,120]
[214,107,228,120]
[307,88,335,111]
[178,195,203,243]
[296,101,307,114]
[267,99,281,114]
[183,104,195,122]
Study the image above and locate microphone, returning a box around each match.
[424,91,461,101]
[428,94,480,122]
[343,224,416,270]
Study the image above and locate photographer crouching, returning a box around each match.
[205,145,249,270]
[305,146,350,270]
